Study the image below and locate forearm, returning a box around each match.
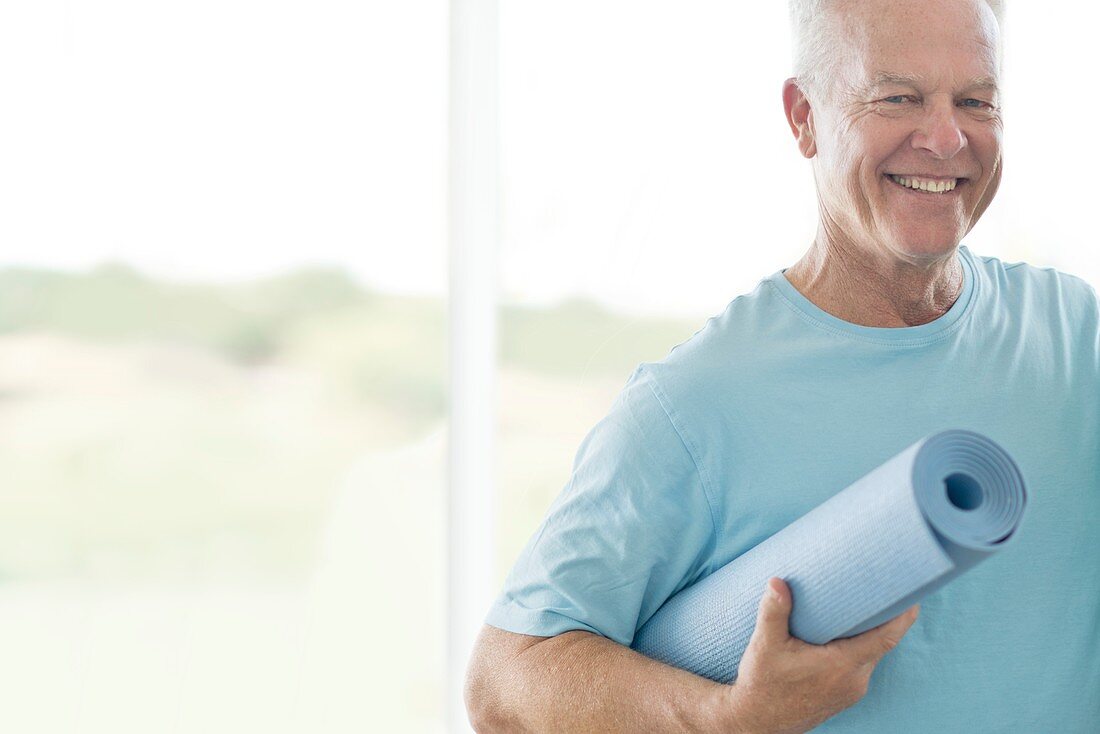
[473,630,734,733]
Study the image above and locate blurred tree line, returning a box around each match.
[0,262,702,432]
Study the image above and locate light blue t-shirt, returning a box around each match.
[484,244,1100,733]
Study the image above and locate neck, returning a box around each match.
[783,234,965,328]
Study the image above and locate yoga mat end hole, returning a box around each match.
[944,472,983,510]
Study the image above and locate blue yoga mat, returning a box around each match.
[630,429,1027,684]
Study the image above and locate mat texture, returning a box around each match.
[629,429,1027,684]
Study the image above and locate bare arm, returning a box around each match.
[464,624,733,733]
[464,579,920,734]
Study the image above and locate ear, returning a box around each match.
[783,77,817,159]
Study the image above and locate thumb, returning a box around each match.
[750,577,793,647]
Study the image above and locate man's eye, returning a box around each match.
[883,95,910,104]
[961,98,991,109]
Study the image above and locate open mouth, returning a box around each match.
[885,173,968,194]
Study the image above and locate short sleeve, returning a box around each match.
[483,364,718,646]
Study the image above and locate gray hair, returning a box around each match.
[788,0,1006,103]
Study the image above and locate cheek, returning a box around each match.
[847,134,900,186]
[966,125,1002,176]
[966,131,1003,206]
[830,141,870,188]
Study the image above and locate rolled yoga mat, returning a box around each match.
[629,429,1027,684]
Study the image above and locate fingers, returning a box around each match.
[830,604,920,664]
[750,577,793,647]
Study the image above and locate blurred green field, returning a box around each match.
[0,261,711,732]
[0,261,704,583]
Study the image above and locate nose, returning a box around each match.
[911,98,967,159]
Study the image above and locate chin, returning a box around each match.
[889,232,963,260]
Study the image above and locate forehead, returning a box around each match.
[833,0,1001,88]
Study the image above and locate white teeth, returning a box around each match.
[888,174,958,193]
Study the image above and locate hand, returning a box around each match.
[718,577,919,734]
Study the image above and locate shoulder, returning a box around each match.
[966,246,1099,322]
[968,247,1097,299]
[626,273,801,436]
[641,277,782,384]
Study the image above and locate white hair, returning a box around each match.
[788,0,1006,103]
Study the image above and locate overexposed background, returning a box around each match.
[0,1,1095,732]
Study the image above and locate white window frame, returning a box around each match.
[447,0,499,731]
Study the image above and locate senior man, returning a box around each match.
[465,0,1100,731]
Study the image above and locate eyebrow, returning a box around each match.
[863,71,999,94]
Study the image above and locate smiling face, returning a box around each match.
[795,0,1003,263]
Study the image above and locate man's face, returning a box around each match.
[805,0,1003,262]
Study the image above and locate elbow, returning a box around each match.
[464,648,507,733]
[465,623,548,732]
[463,664,490,731]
